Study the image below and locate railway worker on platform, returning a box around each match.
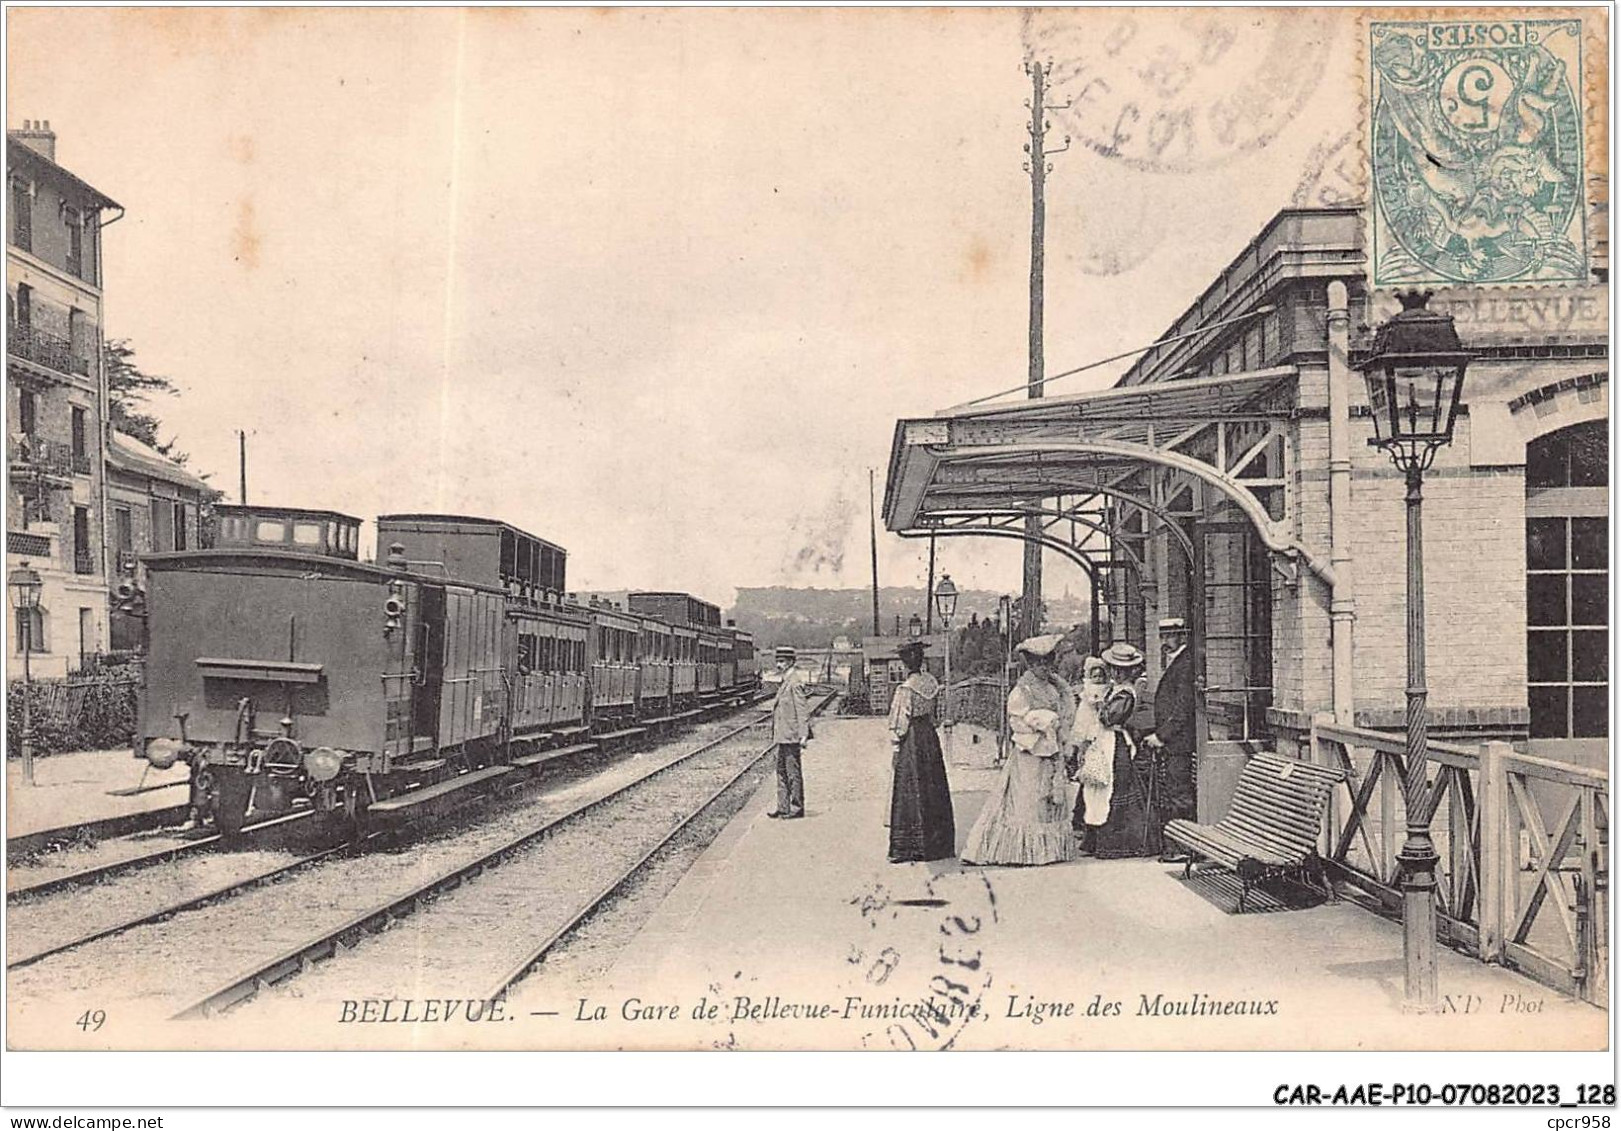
[1145,617,1197,860]
[768,646,813,819]
[960,635,1077,867]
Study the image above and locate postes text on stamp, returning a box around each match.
[1368,16,1590,287]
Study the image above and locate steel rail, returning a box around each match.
[6,809,313,901]
[7,804,192,864]
[170,697,823,1020]
[482,689,838,1001]
[7,836,351,970]
[481,728,799,1002]
[9,697,773,967]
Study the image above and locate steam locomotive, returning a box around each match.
[129,505,757,834]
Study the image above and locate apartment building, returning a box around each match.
[7,121,121,677]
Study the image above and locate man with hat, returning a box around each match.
[768,645,813,819]
[1145,617,1196,854]
[1068,641,1158,856]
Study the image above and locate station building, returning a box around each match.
[884,205,1609,817]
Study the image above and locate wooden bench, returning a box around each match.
[1163,752,1345,912]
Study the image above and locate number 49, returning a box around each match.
[75,1009,106,1032]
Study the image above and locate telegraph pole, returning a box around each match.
[238,430,248,505]
[1021,61,1066,636]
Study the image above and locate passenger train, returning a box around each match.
[127,506,758,834]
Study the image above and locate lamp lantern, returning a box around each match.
[933,573,958,625]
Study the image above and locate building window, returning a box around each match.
[66,211,83,279]
[16,606,45,654]
[114,506,133,572]
[173,501,188,551]
[18,388,36,435]
[73,506,93,573]
[11,179,31,253]
[15,282,31,329]
[1526,422,1609,743]
[70,406,89,473]
[68,309,89,376]
[151,498,175,552]
[78,607,95,669]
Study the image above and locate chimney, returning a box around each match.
[9,120,56,162]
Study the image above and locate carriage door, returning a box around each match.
[1190,521,1273,822]
[411,584,446,752]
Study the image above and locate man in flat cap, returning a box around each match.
[768,645,812,819]
[1146,618,1196,856]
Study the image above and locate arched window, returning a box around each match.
[1526,421,1608,746]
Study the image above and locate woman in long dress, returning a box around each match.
[886,641,956,862]
[961,635,1077,866]
[1071,643,1155,858]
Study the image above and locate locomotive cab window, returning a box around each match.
[255,520,288,543]
[292,522,323,547]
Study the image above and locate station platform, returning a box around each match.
[5,747,188,846]
[586,715,1605,1052]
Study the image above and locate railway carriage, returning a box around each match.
[132,508,753,835]
[727,626,759,695]
[586,600,641,723]
[636,614,675,720]
[670,624,699,709]
[629,591,727,703]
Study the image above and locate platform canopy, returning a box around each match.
[882,365,1328,583]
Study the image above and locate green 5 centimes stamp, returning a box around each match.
[1368,17,1590,286]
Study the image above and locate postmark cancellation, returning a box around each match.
[1366,14,1597,287]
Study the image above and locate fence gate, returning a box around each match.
[1191,521,1273,822]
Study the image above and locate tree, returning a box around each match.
[105,339,189,463]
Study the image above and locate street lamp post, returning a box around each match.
[1358,291,1472,1013]
[934,574,958,740]
[9,560,44,787]
[907,613,923,640]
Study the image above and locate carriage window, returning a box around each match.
[292,522,323,546]
[255,520,287,542]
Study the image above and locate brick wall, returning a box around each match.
[1347,415,1527,722]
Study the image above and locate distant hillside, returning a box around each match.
[729,586,1093,650]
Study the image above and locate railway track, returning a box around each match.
[7,809,312,901]
[171,692,833,1020]
[7,803,192,865]
[8,699,765,978]
[3,700,792,1022]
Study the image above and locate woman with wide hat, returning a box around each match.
[885,640,955,862]
[1071,641,1156,858]
[960,634,1077,867]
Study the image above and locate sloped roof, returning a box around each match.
[106,430,211,492]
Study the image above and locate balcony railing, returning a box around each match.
[73,546,96,575]
[8,434,76,482]
[9,323,89,377]
[115,548,138,574]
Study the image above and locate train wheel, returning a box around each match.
[342,782,368,847]
[191,767,220,827]
[214,769,251,838]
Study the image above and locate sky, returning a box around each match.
[8,7,1355,605]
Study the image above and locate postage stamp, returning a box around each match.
[1367,15,1591,286]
